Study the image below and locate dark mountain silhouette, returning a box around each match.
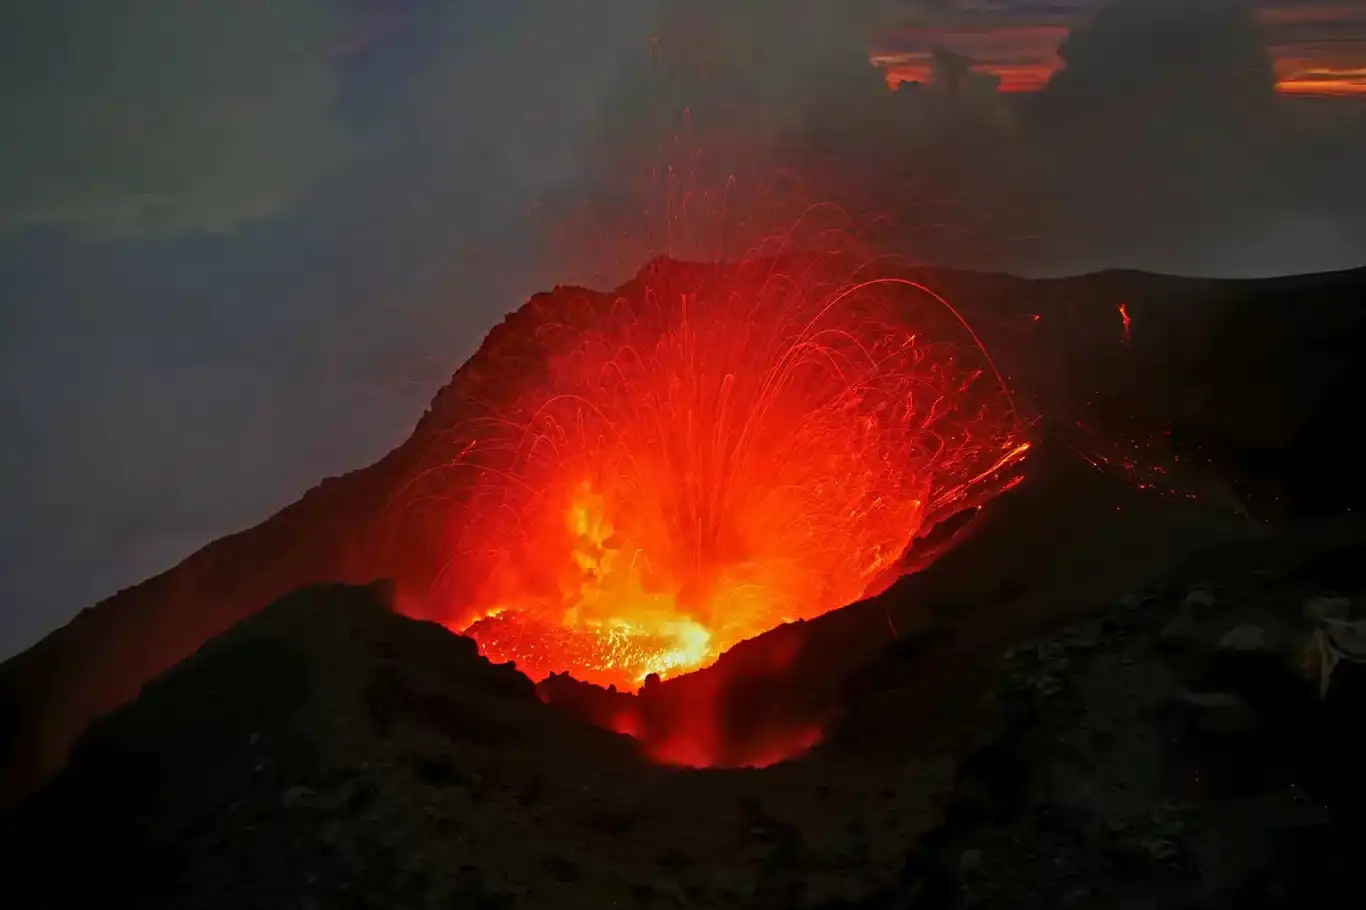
[6,519,1366,907]
[3,259,1366,812]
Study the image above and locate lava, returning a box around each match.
[417,253,1027,698]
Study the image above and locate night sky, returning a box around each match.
[2,0,1365,658]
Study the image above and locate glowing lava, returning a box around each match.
[425,255,1027,693]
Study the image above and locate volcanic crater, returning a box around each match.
[4,258,1366,908]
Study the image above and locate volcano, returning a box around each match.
[4,261,1366,908]
[398,253,1027,696]
[2,253,1036,787]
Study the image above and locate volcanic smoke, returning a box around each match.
[410,252,1028,696]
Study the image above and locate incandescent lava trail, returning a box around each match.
[398,253,1028,695]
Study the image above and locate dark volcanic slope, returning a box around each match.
[859,529,1366,910]
[3,261,1365,803]
[1,582,961,910]
[539,435,1260,767]
[5,532,1365,909]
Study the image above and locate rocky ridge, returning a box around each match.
[5,530,1365,908]
[864,531,1366,909]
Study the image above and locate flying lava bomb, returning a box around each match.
[399,252,1029,698]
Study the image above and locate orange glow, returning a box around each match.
[626,714,825,769]
[870,55,931,89]
[987,63,1059,93]
[1276,66,1366,96]
[870,21,1068,93]
[1118,303,1132,344]
[429,255,1027,697]
[872,6,1366,100]
[874,55,1056,93]
[1265,3,1366,97]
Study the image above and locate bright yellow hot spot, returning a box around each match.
[451,261,1027,692]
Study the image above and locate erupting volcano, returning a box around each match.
[408,253,1029,695]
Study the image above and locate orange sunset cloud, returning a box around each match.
[870,1,1366,99]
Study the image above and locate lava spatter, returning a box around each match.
[418,253,1028,695]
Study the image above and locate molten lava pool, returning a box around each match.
[423,256,1027,693]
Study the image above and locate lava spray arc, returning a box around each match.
[402,251,1029,695]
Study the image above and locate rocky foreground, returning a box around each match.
[861,529,1366,909]
[4,530,1365,909]
[1,582,956,910]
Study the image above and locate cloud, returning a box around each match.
[1260,1,1366,95]
[0,1,353,238]
[0,0,676,658]
[537,0,909,279]
[546,0,1032,275]
[1019,0,1322,271]
[584,0,889,157]
[1042,0,1278,119]
[557,0,1366,277]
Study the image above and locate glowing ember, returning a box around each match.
[1118,302,1132,344]
[428,255,1027,692]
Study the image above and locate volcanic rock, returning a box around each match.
[0,581,959,910]
[1217,623,1267,652]
[1303,596,1351,621]
[8,529,1366,908]
[860,528,1366,910]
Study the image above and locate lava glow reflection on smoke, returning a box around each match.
[420,252,1027,694]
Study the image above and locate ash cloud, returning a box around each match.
[0,2,352,238]
[556,0,1366,277]
[1023,0,1364,275]
[0,0,671,657]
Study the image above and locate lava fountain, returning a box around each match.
[408,252,1028,702]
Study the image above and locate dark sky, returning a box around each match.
[2,0,1365,659]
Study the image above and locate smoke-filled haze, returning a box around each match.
[2,0,1365,657]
